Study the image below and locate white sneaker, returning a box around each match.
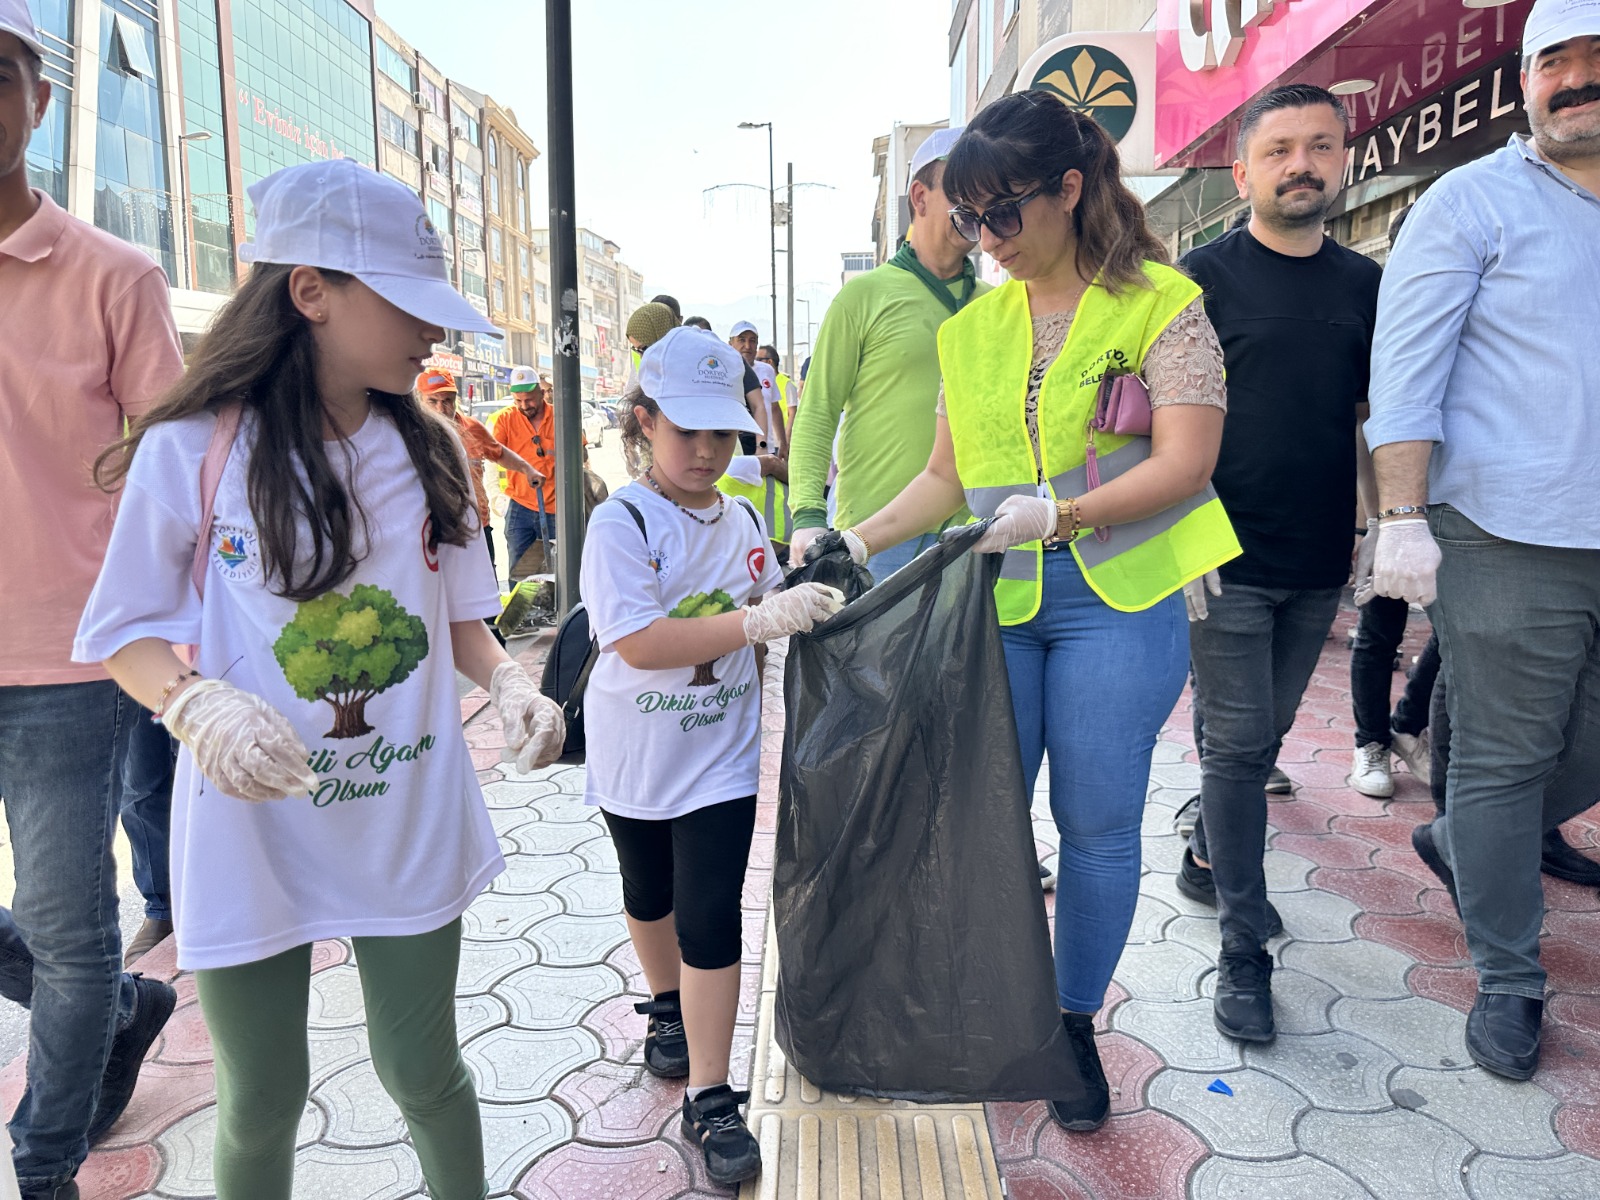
[1349,742,1395,798]
[1391,730,1432,786]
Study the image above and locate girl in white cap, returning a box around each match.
[580,327,843,1186]
[74,159,566,1200]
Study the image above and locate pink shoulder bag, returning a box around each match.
[1082,373,1152,543]
[179,406,242,665]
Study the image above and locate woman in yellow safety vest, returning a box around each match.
[845,91,1238,1133]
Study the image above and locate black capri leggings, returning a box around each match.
[601,796,757,971]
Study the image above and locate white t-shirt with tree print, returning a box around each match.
[75,410,504,970]
[579,482,781,820]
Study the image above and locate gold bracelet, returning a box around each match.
[847,526,873,560]
[154,669,201,720]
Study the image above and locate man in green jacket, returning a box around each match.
[787,127,988,575]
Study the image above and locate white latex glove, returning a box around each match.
[789,527,826,563]
[973,495,1057,554]
[741,584,846,643]
[163,679,319,802]
[1372,517,1441,606]
[1352,517,1380,605]
[490,661,567,773]
[840,529,869,565]
[1183,571,1223,621]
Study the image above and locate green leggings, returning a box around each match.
[193,918,486,1200]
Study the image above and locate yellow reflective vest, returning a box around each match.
[939,263,1240,622]
[720,380,794,539]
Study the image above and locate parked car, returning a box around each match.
[581,402,606,447]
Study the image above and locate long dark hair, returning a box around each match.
[618,385,657,480]
[96,263,476,601]
[944,91,1168,294]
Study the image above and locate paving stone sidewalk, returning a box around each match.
[10,601,1600,1198]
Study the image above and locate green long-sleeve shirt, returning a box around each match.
[788,263,990,532]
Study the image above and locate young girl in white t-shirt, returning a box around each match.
[74,160,565,1200]
[579,328,842,1186]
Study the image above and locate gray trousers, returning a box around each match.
[1428,504,1600,999]
[1189,582,1343,944]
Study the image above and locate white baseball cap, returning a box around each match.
[0,0,46,56]
[1525,0,1600,56]
[508,365,540,392]
[239,159,501,337]
[728,320,758,338]
[909,126,963,186]
[639,328,761,434]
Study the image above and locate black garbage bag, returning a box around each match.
[773,523,1090,1103]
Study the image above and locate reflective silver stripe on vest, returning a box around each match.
[761,480,778,529]
[1048,440,1218,569]
[965,483,1039,582]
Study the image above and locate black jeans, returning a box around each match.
[602,796,757,971]
[1350,596,1440,747]
[1188,583,1343,944]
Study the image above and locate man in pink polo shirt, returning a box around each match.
[0,5,181,1195]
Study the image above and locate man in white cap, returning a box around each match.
[786,126,987,577]
[0,2,180,1194]
[727,320,780,451]
[1366,0,1600,1081]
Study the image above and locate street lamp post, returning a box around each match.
[738,120,777,348]
[177,130,212,291]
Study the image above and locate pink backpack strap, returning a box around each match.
[191,406,242,599]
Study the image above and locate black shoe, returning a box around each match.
[634,991,689,1079]
[681,1084,761,1185]
[1173,793,1200,839]
[88,974,177,1144]
[1047,1011,1109,1132]
[1039,860,1058,892]
[1265,767,1293,795]
[1465,993,1543,1081]
[1213,932,1275,1043]
[1539,830,1600,886]
[1175,850,1284,938]
[21,1184,79,1200]
[1411,821,1459,914]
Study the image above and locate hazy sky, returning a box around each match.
[379,0,952,348]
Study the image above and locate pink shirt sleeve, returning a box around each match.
[106,268,185,420]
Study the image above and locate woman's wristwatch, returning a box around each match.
[1048,497,1083,545]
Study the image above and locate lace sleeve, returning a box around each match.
[1144,300,1226,411]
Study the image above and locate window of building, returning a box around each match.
[842,252,874,272]
[462,268,486,298]
[1004,0,1019,21]
[456,162,483,204]
[378,105,419,156]
[453,108,480,144]
[491,227,503,263]
[427,196,452,238]
[977,1,994,89]
[109,11,155,78]
[489,172,500,216]
[419,75,446,117]
[488,136,498,168]
[538,323,551,344]
[93,3,174,281]
[493,279,506,313]
[424,138,448,175]
[519,246,531,278]
[950,28,969,123]
[535,281,549,302]
[521,291,532,321]
[457,214,484,252]
[376,37,414,91]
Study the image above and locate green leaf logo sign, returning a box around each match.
[1032,46,1138,144]
[274,586,429,739]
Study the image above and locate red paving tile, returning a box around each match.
[1331,813,1422,852]
[1264,798,1338,836]
[1001,1157,1097,1200]
[1311,865,1425,915]
[515,1140,692,1200]
[1034,1108,1206,1200]
[73,1143,163,1200]
[553,1061,682,1146]
[1100,1032,1163,1115]
[1354,913,1470,967]
[97,1061,216,1148]
[583,994,646,1064]
[153,998,212,1065]
[990,1100,1049,1162]
[1271,831,1377,871]
[1544,937,1600,995]
[1535,1020,1600,1103]
[1548,993,1600,1033]
[1557,1103,1600,1159]
[1406,964,1478,1014]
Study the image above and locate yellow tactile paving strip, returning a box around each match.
[740,910,1005,1200]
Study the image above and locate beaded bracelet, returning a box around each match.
[153,669,201,722]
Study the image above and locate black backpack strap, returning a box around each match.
[733,496,762,532]
[615,497,648,541]
[564,640,601,721]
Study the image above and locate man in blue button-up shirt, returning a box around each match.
[1365,0,1600,1085]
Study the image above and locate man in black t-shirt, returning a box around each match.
[1175,84,1381,1046]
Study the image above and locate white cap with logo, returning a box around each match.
[240,159,501,337]
[639,328,761,435]
[508,366,541,393]
[728,320,759,339]
[0,0,46,56]
[908,126,964,186]
[1525,0,1600,56]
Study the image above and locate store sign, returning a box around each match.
[1178,0,1303,72]
[236,87,351,161]
[421,351,463,374]
[1343,52,1524,187]
[1017,33,1169,175]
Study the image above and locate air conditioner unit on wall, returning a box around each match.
[414,93,432,114]
[423,161,436,174]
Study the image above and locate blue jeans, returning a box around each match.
[866,532,937,578]
[1428,504,1600,999]
[1188,582,1342,944]
[1001,550,1189,1013]
[0,680,138,1189]
[121,710,175,922]
[504,498,556,576]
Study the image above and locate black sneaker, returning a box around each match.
[1175,849,1283,938]
[88,973,177,1144]
[1047,1011,1109,1132]
[1214,932,1275,1043]
[1039,860,1058,892]
[1265,766,1293,795]
[1172,793,1200,839]
[1411,821,1459,915]
[681,1084,761,1185]
[634,991,689,1079]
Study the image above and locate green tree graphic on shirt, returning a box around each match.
[668,589,737,686]
[274,586,429,738]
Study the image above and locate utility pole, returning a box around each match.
[785,161,795,377]
[546,0,583,615]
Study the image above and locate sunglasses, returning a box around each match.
[531,433,547,459]
[948,190,1043,243]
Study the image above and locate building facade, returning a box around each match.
[530,226,645,404]
[482,95,540,384]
